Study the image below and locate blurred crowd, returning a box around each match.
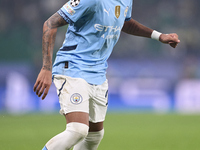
[0,0,199,60]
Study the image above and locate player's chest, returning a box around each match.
[95,0,130,26]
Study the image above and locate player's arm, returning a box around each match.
[42,12,67,71]
[33,12,68,100]
[122,18,180,48]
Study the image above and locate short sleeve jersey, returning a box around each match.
[52,0,133,85]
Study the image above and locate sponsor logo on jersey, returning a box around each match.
[70,0,80,7]
[124,6,129,17]
[104,8,110,16]
[94,24,121,33]
[115,6,120,18]
[94,24,121,39]
[64,3,75,15]
[70,93,83,105]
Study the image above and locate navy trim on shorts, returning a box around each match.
[105,90,108,98]
[58,79,66,97]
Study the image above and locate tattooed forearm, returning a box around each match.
[42,50,52,71]
[122,19,153,38]
[42,32,49,55]
[43,65,52,71]
[42,25,56,71]
[41,12,68,71]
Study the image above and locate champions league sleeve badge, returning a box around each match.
[70,93,83,104]
[124,6,129,17]
[70,0,80,7]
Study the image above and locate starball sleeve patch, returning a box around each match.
[70,0,81,7]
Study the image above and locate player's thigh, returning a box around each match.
[65,112,89,126]
[89,121,104,132]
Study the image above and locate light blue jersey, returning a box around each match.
[52,0,133,85]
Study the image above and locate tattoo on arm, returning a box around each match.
[47,12,68,29]
[42,12,68,71]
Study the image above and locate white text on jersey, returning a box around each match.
[94,24,121,33]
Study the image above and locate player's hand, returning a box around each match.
[159,33,180,48]
[33,68,52,100]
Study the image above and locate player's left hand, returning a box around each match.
[159,33,180,48]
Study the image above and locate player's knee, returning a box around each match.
[86,129,104,144]
[99,128,104,139]
[95,128,104,142]
[67,122,89,139]
[45,123,89,150]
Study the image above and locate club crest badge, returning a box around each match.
[115,6,121,19]
[70,0,80,7]
[70,93,83,105]
[124,6,129,17]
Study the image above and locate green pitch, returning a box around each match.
[0,113,200,150]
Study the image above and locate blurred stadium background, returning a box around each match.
[0,0,200,149]
[0,0,200,114]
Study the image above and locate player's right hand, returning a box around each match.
[33,68,52,100]
[159,33,180,48]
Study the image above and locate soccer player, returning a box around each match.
[33,0,180,150]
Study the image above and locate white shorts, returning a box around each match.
[53,75,108,123]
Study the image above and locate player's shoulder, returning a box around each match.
[72,0,97,8]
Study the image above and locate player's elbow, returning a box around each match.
[43,19,56,30]
[43,20,49,29]
[43,20,51,29]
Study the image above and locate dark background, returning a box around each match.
[0,0,200,113]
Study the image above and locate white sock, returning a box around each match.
[45,122,89,150]
[73,129,104,150]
